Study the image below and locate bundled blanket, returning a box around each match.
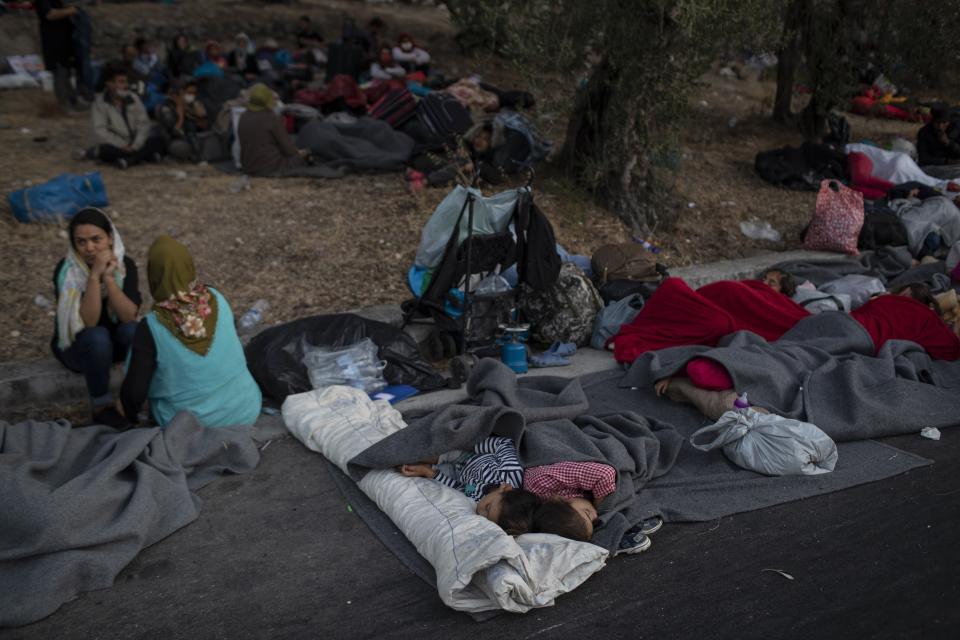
[296,116,414,173]
[622,312,960,442]
[0,413,260,627]
[348,359,685,553]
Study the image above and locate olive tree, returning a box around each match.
[447,0,782,233]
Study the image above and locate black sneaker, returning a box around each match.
[639,516,663,536]
[615,530,652,556]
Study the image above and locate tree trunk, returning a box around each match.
[799,0,850,140]
[560,62,665,235]
[773,0,808,123]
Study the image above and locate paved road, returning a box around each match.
[6,424,958,640]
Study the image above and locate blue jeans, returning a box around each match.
[54,322,138,407]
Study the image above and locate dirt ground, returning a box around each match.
[0,1,927,363]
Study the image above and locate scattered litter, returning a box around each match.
[33,294,51,308]
[169,170,187,180]
[346,505,353,513]
[58,229,68,239]
[761,568,795,580]
[728,117,738,129]
[740,220,782,242]
[259,440,273,452]
[238,299,270,333]
[261,406,279,416]
[20,127,31,135]
[228,175,250,193]
[687,201,696,208]
[718,66,737,79]
[234,237,244,245]
[699,100,709,108]
[10,330,21,338]
[920,427,941,441]
[346,601,352,605]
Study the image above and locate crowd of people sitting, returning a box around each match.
[60,13,546,188]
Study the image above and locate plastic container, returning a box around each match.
[238,299,270,332]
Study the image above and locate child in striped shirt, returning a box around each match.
[398,436,540,536]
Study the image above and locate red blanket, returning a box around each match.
[613,278,735,364]
[614,278,810,363]
[852,295,960,361]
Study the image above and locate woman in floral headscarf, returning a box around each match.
[119,235,261,428]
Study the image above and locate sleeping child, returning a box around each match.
[524,461,663,554]
[398,436,541,536]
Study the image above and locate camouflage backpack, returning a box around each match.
[519,263,604,346]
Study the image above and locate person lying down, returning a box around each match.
[400,437,663,554]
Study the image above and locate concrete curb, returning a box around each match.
[0,250,847,417]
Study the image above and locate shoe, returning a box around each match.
[639,516,663,536]
[115,158,128,169]
[615,530,652,556]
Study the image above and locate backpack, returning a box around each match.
[369,87,418,129]
[591,244,660,284]
[416,92,473,147]
[519,263,604,347]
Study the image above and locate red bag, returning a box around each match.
[803,179,864,255]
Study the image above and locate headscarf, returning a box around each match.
[56,209,126,350]
[234,32,254,70]
[205,40,226,68]
[246,83,277,112]
[235,32,255,55]
[147,236,218,356]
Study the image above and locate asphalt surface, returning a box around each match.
[3,423,958,640]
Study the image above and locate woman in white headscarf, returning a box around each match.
[51,207,140,420]
[227,32,259,79]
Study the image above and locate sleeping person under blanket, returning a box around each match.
[523,462,664,555]
[398,436,541,536]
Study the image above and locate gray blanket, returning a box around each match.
[579,369,931,522]
[348,359,684,553]
[889,196,960,256]
[772,246,913,286]
[622,311,960,442]
[0,413,260,627]
[296,116,414,173]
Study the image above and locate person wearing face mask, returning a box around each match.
[51,208,141,424]
[391,33,430,73]
[79,65,166,168]
[157,79,208,161]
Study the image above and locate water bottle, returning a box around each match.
[238,299,269,332]
[631,236,662,254]
[733,392,750,411]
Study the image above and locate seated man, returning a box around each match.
[237,83,308,176]
[78,64,166,169]
[156,79,209,161]
[917,108,960,178]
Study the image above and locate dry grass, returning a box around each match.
[0,3,927,363]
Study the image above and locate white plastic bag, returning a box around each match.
[690,408,838,476]
[301,338,387,394]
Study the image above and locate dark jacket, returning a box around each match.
[237,110,304,176]
[917,122,960,166]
